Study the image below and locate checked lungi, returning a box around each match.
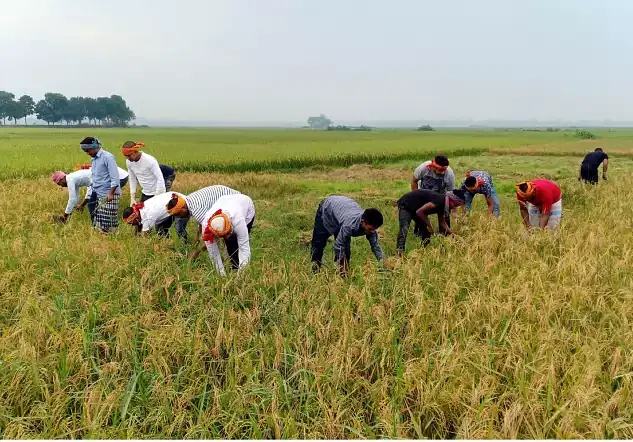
[528,199,562,230]
[93,194,121,232]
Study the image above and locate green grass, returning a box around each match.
[1,129,633,438]
[0,127,612,180]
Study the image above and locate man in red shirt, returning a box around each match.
[516,179,562,230]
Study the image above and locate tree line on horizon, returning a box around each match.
[0,91,136,127]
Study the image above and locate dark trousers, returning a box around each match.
[225,217,255,270]
[140,192,190,241]
[398,206,433,252]
[580,164,599,184]
[310,203,349,268]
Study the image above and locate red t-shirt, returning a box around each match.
[517,179,561,213]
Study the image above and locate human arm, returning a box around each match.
[233,218,251,270]
[415,203,437,234]
[64,181,78,215]
[106,156,120,201]
[205,240,227,276]
[410,176,419,191]
[151,160,166,195]
[518,201,530,228]
[128,164,138,204]
[603,158,608,180]
[438,212,453,235]
[486,196,495,215]
[333,225,353,276]
[366,232,384,262]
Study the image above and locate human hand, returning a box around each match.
[107,194,114,202]
[52,214,68,223]
[75,204,85,212]
[603,174,607,181]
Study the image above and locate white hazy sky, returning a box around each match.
[1,0,631,122]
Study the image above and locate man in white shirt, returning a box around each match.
[122,141,175,204]
[51,165,129,223]
[187,194,255,276]
[122,192,189,239]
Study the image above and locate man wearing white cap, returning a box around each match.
[188,193,255,276]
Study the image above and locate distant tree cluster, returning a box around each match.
[0,91,135,127]
[307,114,333,129]
[416,125,435,131]
[327,125,373,131]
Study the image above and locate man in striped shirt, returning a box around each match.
[166,185,241,243]
[310,195,384,276]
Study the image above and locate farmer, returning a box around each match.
[122,141,177,204]
[396,189,466,254]
[516,179,562,230]
[51,164,129,223]
[579,148,608,184]
[410,155,456,236]
[166,185,241,245]
[411,155,455,193]
[310,195,384,276]
[460,170,500,217]
[80,137,121,232]
[122,191,188,239]
[183,193,256,276]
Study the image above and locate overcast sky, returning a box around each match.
[1,0,630,122]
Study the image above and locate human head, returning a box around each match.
[360,208,383,235]
[447,189,466,210]
[80,137,101,157]
[122,206,142,226]
[430,155,449,175]
[203,210,233,242]
[121,141,145,162]
[464,175,478,191]
[516,181,536,200]
[595,147,604,152]
[51,171,67,187]
[166,193,189,218]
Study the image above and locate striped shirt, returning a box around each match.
[320,195,383,261]
[185,185,241,224]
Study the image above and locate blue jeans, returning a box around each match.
[465,186,500,217]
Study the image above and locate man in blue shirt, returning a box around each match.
[81,137,121,232]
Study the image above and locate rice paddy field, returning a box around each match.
[2,127,633,438]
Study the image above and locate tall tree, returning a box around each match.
[18,95,35,126]
[6,100,23,125]
[65,97,87,125]
[95,97,110,125]
[35,99,54,125]
[34,93,68,126]
[0,91,16,125]
[105,94,135,126]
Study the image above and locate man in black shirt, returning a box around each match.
[396,189,466,254]
[579,148,608,184]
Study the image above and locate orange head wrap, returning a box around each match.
[123,202,145,224]
[427,160,448,173]
[202,209,232,243]
[121,141,146,156]
[516,181,536,200]
[165,193,186,215]
[73,164,91,171]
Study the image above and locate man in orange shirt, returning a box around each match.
[516,179,562,230]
